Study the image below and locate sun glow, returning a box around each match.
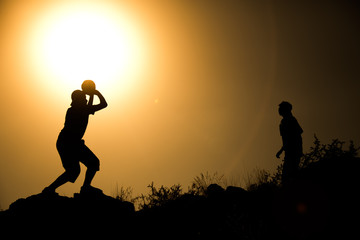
[27,2,147,100]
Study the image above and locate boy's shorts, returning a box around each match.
[57,138,100,183]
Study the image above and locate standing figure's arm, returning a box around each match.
[276,147,284,158]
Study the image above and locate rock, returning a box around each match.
[1,191,135,237]
[206,184,225,197]
[226,186,247,196]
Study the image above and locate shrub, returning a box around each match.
[244,136,359,190]
[188,171,225,196]
[300,135,359,169]
[135,182,182,210]
[113,185,134,203]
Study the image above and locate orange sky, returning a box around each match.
[1,0,360,209]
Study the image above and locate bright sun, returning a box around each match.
[27,2,147,100]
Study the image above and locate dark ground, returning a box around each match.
[1,155,359,239]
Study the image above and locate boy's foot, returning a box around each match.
[80,185,103,195]
[41,187,59,196]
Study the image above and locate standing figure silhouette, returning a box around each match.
[276,101,303,185]
[43,86,107,195]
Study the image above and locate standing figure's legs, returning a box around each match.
[281,154,300,185]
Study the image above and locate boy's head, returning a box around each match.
[71,90,87,106]
[278,101,292,117]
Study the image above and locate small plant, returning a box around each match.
[113,184,134,203]
[188,171,225,195]
[243,167,270,190]
[135,182,182,210]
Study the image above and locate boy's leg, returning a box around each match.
[81,169,102,194]
[44,172,71,193]
[79,143,100,188]
[44,163,81,193]
[83,169,96,187]
[50,139,81,193]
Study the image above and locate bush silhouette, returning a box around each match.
[247,135,359,190]
[188,171,226,196]
[113,185,135,203]
[300,135,359,169]
[135,182,182,210]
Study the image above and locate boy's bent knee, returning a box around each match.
[66,168,81,183]
[89,159,100,172]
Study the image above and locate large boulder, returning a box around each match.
[1,191,135,237]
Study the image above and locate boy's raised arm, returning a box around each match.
[87,93,94,106]
[91,90,108,112]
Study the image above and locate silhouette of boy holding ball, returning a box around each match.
[43,80,107,195]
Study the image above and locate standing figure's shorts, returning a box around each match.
[57,137,100,183]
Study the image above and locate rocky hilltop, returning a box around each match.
[1,155,359,239]
[1,190,135,238]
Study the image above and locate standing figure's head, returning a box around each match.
[71,90,87,107]
[278,101,292,117]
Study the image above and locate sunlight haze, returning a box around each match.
[26,1,148,101]
[1,0,359,210]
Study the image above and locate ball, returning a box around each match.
[81,80,96,94]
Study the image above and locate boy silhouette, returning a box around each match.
[43,89,107,195]
[276,101,303,185]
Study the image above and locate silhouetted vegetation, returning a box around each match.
[246,135,359,191]
[1,136,359,239]
[135,182,183,210]
[113,184,134,202]
[300,135,359,168]
[188,171,226,196]
[112,136,360,211]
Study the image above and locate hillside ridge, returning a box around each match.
[1,155,359,239]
